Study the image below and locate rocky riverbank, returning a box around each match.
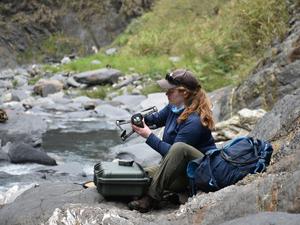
[0,1,300,225]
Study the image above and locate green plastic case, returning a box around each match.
[94,161,150,197]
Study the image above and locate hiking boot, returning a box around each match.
[128,195,158,213]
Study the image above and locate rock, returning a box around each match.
[212,108,266,142]
[61,56,71,64]
[95,104,130,119]
[250,88,300,141]
[8,142,57,165]
[218,212,300,225]
[113,75,141,89]
[73,68,122,86]
[66,76,82,88]
[2,93,13,102]
[0,183,104,225]
[33,79,64,97]
[13,75,28,87]
[111,95,147,112]
[105,47,118,55]
[0,109,47,147]
[11,90,30,102]
[139,93,168,111]
[0,80,13,89]
[208,86,235,122]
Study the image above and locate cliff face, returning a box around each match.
[0,0,154,68]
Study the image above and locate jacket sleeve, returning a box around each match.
[144,105,170,128]
[146,117,204,156]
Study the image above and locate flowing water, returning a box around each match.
[0,123,123,203]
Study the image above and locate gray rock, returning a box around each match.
[33,79,64,97]
[0,109,47,147]
[250,88,300,140]
[95,104,130,119]
[113,75,141,89]
[11,90,30,102]
[0,183,103,225]
[8,142,56,165]
[66,76,82,88]
[0,80,13,89]
[112,94,147,112]
[208,86,235,122]
[73,68,122,86]
[13,75,28,87]
[219,212,300,225]
[139,93,168,111]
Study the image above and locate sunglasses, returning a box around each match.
[165,70,187,86]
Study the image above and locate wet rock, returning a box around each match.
[0,183,104,225]
[73,68,122,86]
[33,79,64,97]
[8,142,56,165]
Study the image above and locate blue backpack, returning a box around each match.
[187,136,273,194]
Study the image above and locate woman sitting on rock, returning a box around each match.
[129,69,216,212]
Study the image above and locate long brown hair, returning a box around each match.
[177,86,215,130]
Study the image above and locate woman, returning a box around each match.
[129,69,216,212]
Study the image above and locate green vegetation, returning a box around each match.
[44,0,289,92]
[80,85,112,99]
[28,75,42,85]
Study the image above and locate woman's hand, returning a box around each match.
[132,120,152,139]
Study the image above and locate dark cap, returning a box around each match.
[157,69,201,91]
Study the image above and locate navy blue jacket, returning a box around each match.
[144,104,216,156]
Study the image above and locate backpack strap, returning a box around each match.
[205,149,221,191]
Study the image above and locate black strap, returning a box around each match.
[206,155,220,190]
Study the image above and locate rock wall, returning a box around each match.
[0,0,154,68]
[210,1,300,121]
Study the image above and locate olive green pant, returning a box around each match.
[145,142,204,200]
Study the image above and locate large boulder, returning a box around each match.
[0,109,47,147]
[250,88,300,141]
[8,142,56,165]
[73,68,122,86]
[218,212,300,225]
[0,183,104,225]
[33,79,64,97]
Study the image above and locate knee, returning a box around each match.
[169,142,189,156]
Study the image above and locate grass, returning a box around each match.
[43,0,289,93]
